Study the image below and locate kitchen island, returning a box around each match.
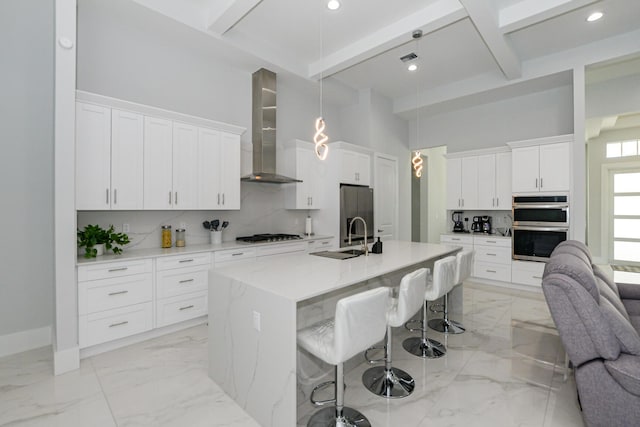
[208,240,460,426]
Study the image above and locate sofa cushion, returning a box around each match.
[600,298,640,356]
[593,264,620,297]
[545,253,599,301]
[630,315,640,332]
[552,244,592,268]
[597,276,631,321]
[604,353,640,397]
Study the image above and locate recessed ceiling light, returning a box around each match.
[408,63,418,72]
[327,0,340,10]
[587,11,603,22]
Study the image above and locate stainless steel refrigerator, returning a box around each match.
[340,184,374,248]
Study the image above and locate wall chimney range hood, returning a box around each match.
[241,68,301,184]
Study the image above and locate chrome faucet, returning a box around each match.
[348,216,369,256]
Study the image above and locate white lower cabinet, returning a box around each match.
[78,259,153,349]
[473,236,512,282]
[155,253,210,327]
[440,234,473,275]
[307,238,333,252]
[511,260,546,287]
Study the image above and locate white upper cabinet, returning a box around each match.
[340,150,370,186]
[511,140,570,193]
[199,129,241,210]
[172,122,198,209]
[76,103,143,210]
[446,156,478,210]
[477,151,511,210]
[282,140,325,209]
[143,116,174,209]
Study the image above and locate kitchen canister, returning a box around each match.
[175,228,186,247]
[161,225,172,248]
[211,230,222,245]
[305,216,313,236]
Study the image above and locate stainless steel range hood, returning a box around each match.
[241,68,301,184]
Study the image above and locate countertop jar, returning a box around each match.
[175,229,186,247]
[161,225,172,248]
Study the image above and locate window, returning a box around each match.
[610,170,640,264]
[606,140,640,158]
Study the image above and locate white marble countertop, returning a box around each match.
[77,234,333,265]
[212,240,460,302]
[441,232,511,240]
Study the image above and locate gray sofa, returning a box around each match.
[542,240,640,427]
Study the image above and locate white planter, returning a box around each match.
[78,243,105,257]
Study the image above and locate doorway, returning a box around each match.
[606,167,640,266]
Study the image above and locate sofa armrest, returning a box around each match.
[619,283,640,300]
[605,353,640,396]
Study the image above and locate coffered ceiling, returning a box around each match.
[119,0,640,115]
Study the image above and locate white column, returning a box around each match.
[572,66,586,242]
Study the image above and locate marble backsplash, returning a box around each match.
[77,182,311,251]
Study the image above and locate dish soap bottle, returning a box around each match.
[372,237,383,254]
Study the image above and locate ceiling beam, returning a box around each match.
[207,0,263,35]
[460,0,521,80]
[308,0,467,80]
[500,0,599,34]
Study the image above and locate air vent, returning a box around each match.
[400,52,418,62]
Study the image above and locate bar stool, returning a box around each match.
[428,250,473,334]
[402,256,456,358]
[297,287,390,427]
[362,268,427,398]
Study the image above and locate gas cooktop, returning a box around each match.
[236,233,303,243]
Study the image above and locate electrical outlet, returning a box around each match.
[122,223,130,233]
[252,310,261,332]
[179,222,186,229]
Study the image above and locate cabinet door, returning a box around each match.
[76,102,111,210]
[111,109,143,210]
[219,132,241,209]
[477,154,496,210]
[494,151,512,209]
[539,142,570,192]
[340,150,358,184]
[356,152,371,186]
[511,146,540,193]
[460,156,478,209]
[295,148,313,208]
[172,122,198,209]
[308,149,326,209]
[144,116,173,209]
[198,128,221,209]
[374,154,397,240]
[446,158,462,210]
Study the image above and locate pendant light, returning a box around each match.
[412,30,423,178]
[314,0,329,160]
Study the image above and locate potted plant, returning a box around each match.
[77,224,130,258]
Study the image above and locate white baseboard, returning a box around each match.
[0,325,52,358]
[54,345,80,375]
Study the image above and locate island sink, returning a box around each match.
[310,249,365,260]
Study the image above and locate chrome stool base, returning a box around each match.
[362,366,415,398]
[402,336,446,358]
[307,406,371,427]
[428,318,465,334]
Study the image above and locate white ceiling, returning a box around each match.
[122,0,640,116]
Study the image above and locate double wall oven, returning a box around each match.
[512,195,569,262]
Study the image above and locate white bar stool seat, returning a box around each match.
[298,287,390,427]
[362,268,427,398]
[403,256,456,358]
[429,250,474,334]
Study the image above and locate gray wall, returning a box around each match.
[0,0,55,336]
[410,85,574,152]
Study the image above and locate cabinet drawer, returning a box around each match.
[308,239,333,251]
[256,242,307,258]
[156,266,208,299]
[156,291,208,327]
[440,234,473,245]
[79,302,153,348]
[474,262,511,282]
[473,236,511,247]
[79,273,152,315]
[156,252,211,271]
[214,247,256,263]
[474,246,511,264]
[511,261,545,287]
[78,259,152,281]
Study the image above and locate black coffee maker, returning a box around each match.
[471,216,482,232]
[452,211,465,232]
[481,216,492,233]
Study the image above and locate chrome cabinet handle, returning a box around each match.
[179,305,194,311]
[108,290,128,296]
[540,178,543,188]
[169,191,172,205]
[487,240,496,243]
[222,193,225,205]
[109,321,128,328]
[486,253,497,256]
[179,279,194,284]
[114,189,117,205]
[106,188,109,204]
[486,269,497,273]
[496,197,499,206]
[175,192,178,205]
[451,238,460,241]
[178,259,194,263]
[108,267,128,272]
[231,252,244,256]
[535,178,538,188]
[217,193,220,205]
